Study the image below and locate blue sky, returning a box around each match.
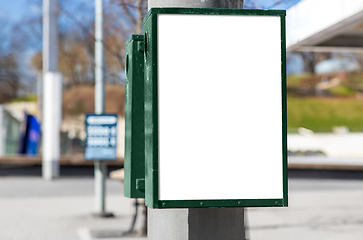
[0,0,303,74]
[0,0,301,40]
[244,0,300,9]
[0,0,300,23]
[0,0,29,22]
[0,0,95,26]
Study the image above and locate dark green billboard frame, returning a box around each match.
[127,8,287,209]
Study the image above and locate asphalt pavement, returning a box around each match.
[1,166,363,240]
[247,170,363,240]
[0,165,145,240]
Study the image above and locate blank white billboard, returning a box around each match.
[157,14,284,201]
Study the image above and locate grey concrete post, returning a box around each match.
[148,209,189,240]
[42,0,61,180]
[189,208,245,240]
[147,0,245,239]
[42,72,62,180]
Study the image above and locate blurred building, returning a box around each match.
[0,105,21,156]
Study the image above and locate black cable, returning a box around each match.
[126,198,139,235]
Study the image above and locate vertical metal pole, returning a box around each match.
[94,160,107,214]
[94,0,111,216]
[147,1,245,239]
[95,0,104,115]
[43,0,58,73]
[42,0,61,180]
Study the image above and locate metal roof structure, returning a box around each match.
[286,0,363,52]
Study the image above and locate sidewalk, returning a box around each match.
[2,175,363,240]
[0,175,146,240]
[289,156,363,170]
[1,159,363,240]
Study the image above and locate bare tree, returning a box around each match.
[3,0,148,94]
[295,52,331,74]
[0,54,21,103]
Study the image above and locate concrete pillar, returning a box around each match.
[189,208,245,240]
[147,1,245,239]
[149,208,245,240]
[42,0,61,180]
[42,72,62,179]
[148,209,188,240]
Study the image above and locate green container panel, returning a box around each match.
[124,35,146,199]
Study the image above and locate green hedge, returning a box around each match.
[287,97,363,132]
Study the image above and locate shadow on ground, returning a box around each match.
[289,169,363,180]
[2,165,363,181]
[0,165,121,177]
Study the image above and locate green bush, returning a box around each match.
[287,97,363,132]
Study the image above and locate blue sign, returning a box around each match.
[85,114,118,161]
[19,114,41,156]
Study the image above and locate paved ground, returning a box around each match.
[290,156,363,167]
[247,170,363,240]
[0,166,145,240]
[1,166,363,239]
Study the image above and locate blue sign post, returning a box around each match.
[85,114,118,161]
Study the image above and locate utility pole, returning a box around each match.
[42,0,62,180]
[147,1,245,239]
[94,0,112,217]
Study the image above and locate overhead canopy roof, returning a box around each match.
[286,0,363,52]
